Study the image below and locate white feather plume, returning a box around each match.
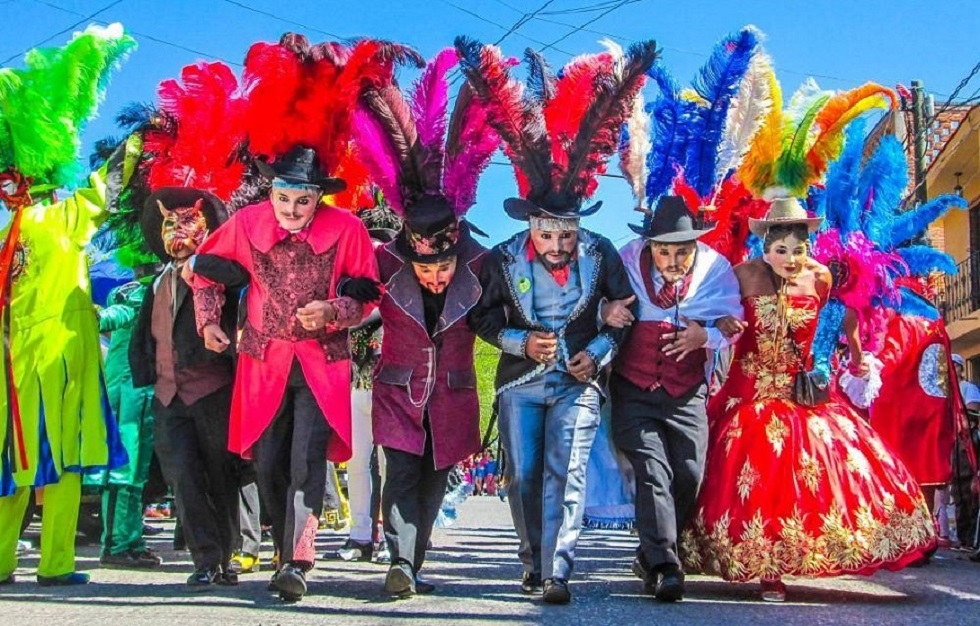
[619,92,651,204]
[715,52,774,185]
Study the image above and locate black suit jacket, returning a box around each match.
[129,261,245,388]
[468,228,635,391]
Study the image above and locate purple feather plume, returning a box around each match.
[410,48,458,191]
[444,83,500,215]
[353,106,405,214]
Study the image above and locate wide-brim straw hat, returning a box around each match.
[748,197,823,239]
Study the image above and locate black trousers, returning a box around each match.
[254,361,332,568]
[382,431,451,573]
[153,386,239,570]
[611,373,708,571]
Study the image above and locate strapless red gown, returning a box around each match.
[681,294,936,581]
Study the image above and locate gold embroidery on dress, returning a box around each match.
[765,414,789,456]
[797,451,822,495]
[740,295,816,402]
[737,461,760,502]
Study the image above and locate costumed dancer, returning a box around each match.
[129,61,256,589]
[352,47,499,596]
[0,25,134,586]
[681,74,937,601]
[583,29,760,575]
[185,34,385,602]
[609,195,744,602]
[458,37,656,604]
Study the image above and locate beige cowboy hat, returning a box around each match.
[748,197,824,239]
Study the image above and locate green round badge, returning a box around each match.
[518,277,531,294]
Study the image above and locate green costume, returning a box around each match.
[0,22,136,583]
[0,168,127,579]
[95,282,155,557]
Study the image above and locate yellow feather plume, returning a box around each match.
[736,67,783,196]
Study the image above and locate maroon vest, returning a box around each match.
[614,247,706,397]
[614,321,707,397]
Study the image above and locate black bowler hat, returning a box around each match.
[629,195,714,243]
[254,145,347,195]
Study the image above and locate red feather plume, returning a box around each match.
[144,61,247,200]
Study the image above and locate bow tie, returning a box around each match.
[275,225,311,243]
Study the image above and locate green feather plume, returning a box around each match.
[0,23,136,187]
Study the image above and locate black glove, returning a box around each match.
[339,277,382,303]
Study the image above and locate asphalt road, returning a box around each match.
[1,497,978,625]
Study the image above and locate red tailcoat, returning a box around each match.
[191,201,378,461]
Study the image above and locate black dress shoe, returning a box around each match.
[521,572,542,594]
[333,539,373,562]
[655,565,685,602]
[276,564,307,602]
[37,572,90,586]
[186,567,218,590]
[217,564,239,586]
[414,574,435,594]
[385,562,416,597]
[267,570,280,592]
[542,578,571,604]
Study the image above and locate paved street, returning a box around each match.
[1,497,978,625]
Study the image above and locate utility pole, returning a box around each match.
[911,79,929,205]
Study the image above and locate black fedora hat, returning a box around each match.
[396,195,467,263]
[503,195,603,222]
[629,195,713,243]
[254,145,347,195]
[141,187,228,262]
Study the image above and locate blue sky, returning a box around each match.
[3,0,979,246]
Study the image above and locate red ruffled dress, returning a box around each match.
[681,293,936,581]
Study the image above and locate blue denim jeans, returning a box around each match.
[498,371,601,581]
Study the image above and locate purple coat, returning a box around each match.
[372,236,487,469]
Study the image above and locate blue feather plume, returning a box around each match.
[881,194,967,250]
[859,135,908,245]
[644,65,691,205]
[820,119,865,237]
[683,28,758,197]
[810,298,846,379]
[897,245,958,276]
[895,287,941,320]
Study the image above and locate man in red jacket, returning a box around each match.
[372,197,486,596]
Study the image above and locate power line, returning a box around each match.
[2,0,125,65]
[538,0,640,53]
[30,0,243,67]
[218,0,344,40]
[437,0,573,56]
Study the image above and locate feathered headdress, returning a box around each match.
[617,26,767,253]
[141,61,248,201]
[455,37,658,221]
[354,47,500,216]
[354,47,499,260]
[738,79,897,198]
[239,32,420,197]
[0,23,136,205]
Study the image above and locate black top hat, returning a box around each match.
[396,195,468,263]
[141,187,228,262]
[629,195,714,243]
[254,145,347,195]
